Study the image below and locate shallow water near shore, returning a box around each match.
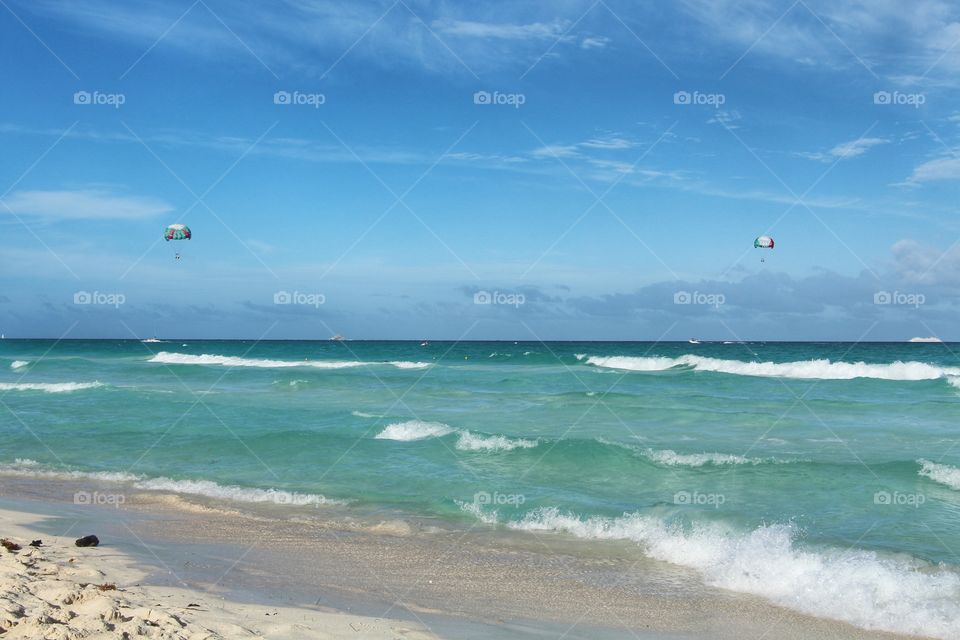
[2,339,960,637]
[0,481,919,640]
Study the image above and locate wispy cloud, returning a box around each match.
[797,137,889,162]
[900,155,960,184]
[580,137,635,150]
[431,18,568,41]
[1,189,174,221]
[679,0,960,84]
[531,133,638,158]
[706,110,742,128]
[580,36,611,50]
[18,0,609,75]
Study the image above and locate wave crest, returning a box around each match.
[455,431,538,452]
[642,448,755,467]
[149,352,429,370]
[918,459,960,491]
[375,420,455,441]
[586,354,960,381]
[374,420,538,452]
[504,507,960,639]
[0,382,103,393]
[0,459,343,506]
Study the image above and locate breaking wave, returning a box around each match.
[585,354,960,381]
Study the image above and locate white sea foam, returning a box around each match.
[351,410,383,418]
[0,460,343,505]
[132,477,341,506]
[455,431,538,452]
[0,460,139,482]
[918,459,960,491]
[0,381,104,393]
[504,508,960,639]
[375,420,538,452]
[10,360,28,369]
[375,420,456,441]
[642,448,754,467]
[585,354,960,381]
[593,441,767,467]
[456,499,499,524]
[149,352,430,370]
[386,360,431,369]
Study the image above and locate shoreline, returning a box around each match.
[0,476,923,640]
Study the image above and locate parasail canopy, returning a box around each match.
[164,224,191,241]
[754,235,774,249]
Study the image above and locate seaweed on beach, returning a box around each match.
[1,538,21,552]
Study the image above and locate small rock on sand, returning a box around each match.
[75,535,100,547]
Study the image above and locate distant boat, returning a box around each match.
[141,337,163,343]
[908,336,942,343]
[329,335,346,341]
[420,341,430,347]
[688,339,701,344]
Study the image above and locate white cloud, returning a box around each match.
[580,137,634,150]
[532,133,640,158]
[431,18,568,41]
[902,155,960,183]
[798,137,889,162]
[706,110,742,128]
[892,238,960,287]
[1,189,174,221]
[530,144,582,159]
[21,0,606,75]
[580,36,610,50]
[678,0,960,84]
[830,137,888,158]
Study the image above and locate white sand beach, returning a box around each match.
[0,506,438,639]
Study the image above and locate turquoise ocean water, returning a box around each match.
[2,339,960,636]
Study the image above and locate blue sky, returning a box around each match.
[0,0,958,340]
